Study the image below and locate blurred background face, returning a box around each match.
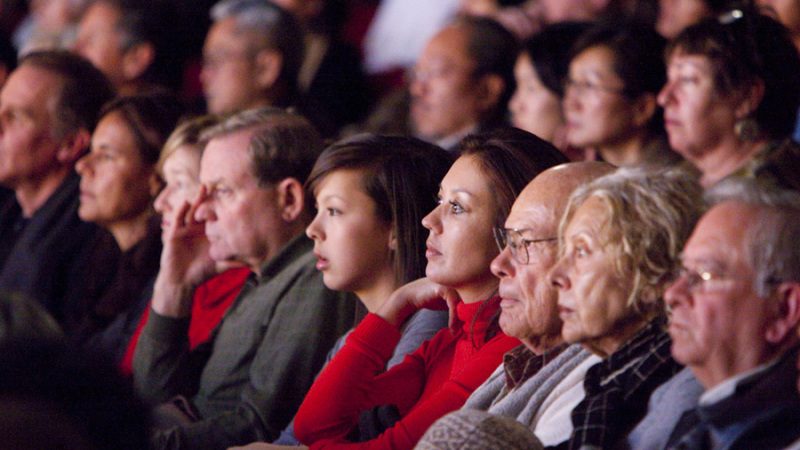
[201,18,263,115]
[154,145,201,231]
[410,26,484,142]
[76,111,155,227]
[550,196,635,352]
[306,169,394,294]
[509,54,563,143]
[73,1,127,87]
[658,52,738,162]
[657,0,711,38]
[758,0,800,39]
[564,46,639,150]
[541,0,606,22]
[422,155,499,301]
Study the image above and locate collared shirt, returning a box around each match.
[503,343,568,390]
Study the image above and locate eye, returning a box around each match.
[326,207,341,217]
[448,200,464,214]
[575,245,589,258]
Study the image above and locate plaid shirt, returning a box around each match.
[564,316,680,450]
[503,343,568,390]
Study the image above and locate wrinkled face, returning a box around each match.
[510,54,563,143]
[0,65,63,189]
[657,0,711,38]
[658,52,739,164]
[76,111,154,227]
[665,202,775,381]
[195,129,282,269]
[410,26,484,143]
[563,46,640,150]
[549,196,637,353]
[73,2,127,87]
[422,155,499,301]
[154,145,201,231]
[201,18,264,115]
[758,0,800,35]
[306,169,394,294]
[490,184,560,341]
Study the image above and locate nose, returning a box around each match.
[75,153,92,177]
[562,85,580,114]
[421,204,442,233]
[153,185,170,215]
[490,246,515,280]
[193,186,214,223]
[547,253,570,291]
[664,273,691,311]
[509,88,522,114]
[306,211,324,241]
[657,80,673,107]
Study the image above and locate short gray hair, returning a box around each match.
[200,107,323,187]
[560,167,704,313]
[210,0,303,95]
[706,178,800,297]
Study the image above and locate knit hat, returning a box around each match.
[416,409,544,450]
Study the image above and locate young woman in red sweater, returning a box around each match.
[232,129,567,450]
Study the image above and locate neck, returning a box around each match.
[522,333,564,355]
[108,211,152,252]
[695,138,767,188]
[597,132,649,168]
[15,168,70,217]
[456,274,498,304]
[583,316,650,358]
[356,274,399,314]
[693,340,788,389]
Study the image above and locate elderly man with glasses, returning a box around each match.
[417,162,613,449]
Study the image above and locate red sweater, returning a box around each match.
[119,267,250,375]
[294,297,519,450]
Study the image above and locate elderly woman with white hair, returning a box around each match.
[546,167,704,449]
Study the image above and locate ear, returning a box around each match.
[631,93,658,129]
[56,128,92,166]
[475,73,505,112]
[253,49,283,90]
[388,229,397,251]
[734,78,765,119]
[765,282,800,345]
[121,42,156,82]
[275,177,305,223]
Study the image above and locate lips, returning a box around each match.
[557,304,575,320]
[314,252,330,271]
[425,240,441,259]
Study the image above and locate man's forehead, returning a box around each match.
[683,201,755,265]
[200,131,254,180]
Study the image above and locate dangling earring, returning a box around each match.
[734,117,760,142]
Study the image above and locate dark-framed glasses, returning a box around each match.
[493,227,557,265]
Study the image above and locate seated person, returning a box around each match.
[664,181,800,449]
[120,115,251,376]
[74,91,183,359]
[133,109,356,449]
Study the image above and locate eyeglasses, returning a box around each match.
[671,265,733,293]
[493,227,557,265]
[563,77,626,97]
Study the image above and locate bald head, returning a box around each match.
[513,161,615,235]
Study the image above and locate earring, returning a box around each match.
[734,117,760,142]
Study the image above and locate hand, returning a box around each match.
[227,444,307,450]
[377,277,460,329]
[152,187,218,317]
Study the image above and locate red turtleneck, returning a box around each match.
[294,296,519,449]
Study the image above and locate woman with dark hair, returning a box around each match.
[564,21,680,168]
[74,90,182,360]
[509,22,590,157]
[276,129,567,450]
[658,9,800,189]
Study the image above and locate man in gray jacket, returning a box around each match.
[134,108,354,449]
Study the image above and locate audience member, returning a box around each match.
[409,16,517,151]
[420,161,613,448]
[564,21,680,168]
[547,168,703,448]
[664,181,800,449]
[0,50,118,328]
[289,129,565,449]
[658,11,800,189]
[73,0,179,94]
[133,108,355,449]
[656,0,745,37]
[74,91,183,360]
[120,115,250,376]
[509,22,590,156]
[269,134,452,446]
